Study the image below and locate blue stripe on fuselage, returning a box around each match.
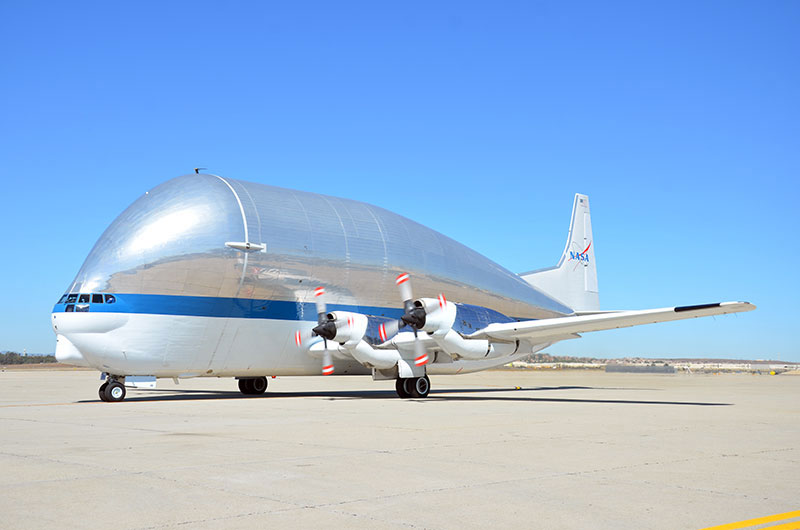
[51,293,520,336]
[53,293,405,321]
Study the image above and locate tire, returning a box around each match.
[395,378,410,399]
[238,378,254,395]
[98,382,109,402]
[250,377,268,394]
[104,381,126,402]
[409,376,430,398]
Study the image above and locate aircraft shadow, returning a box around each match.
[81,385,731,406]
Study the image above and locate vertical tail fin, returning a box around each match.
[520,194,599,312]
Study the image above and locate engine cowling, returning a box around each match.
[418,295,457,334]
[325,311,369,345]
[416,296,518,360]
[323,311,401,370]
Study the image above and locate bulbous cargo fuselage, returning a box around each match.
[51,174,569,377]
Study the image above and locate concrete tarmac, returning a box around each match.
[0,370,798,530]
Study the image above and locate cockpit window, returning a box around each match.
[92,294,104,304]
[58,295,68,304]
[104,294,116,304]
[78,294,90,303]
[76,304,90,312]
[66,294,78,303]
[65,304,75,312]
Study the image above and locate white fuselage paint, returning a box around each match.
[53,312,539,378]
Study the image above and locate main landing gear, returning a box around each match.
[98,377,126,402]
[395,376,430,399]
[238,376,268,395]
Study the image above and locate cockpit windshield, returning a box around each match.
[58,293,115,306]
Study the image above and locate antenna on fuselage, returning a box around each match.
[194,167,207,174]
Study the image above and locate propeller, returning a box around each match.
[293,287,335,375]
[377,273,429,366]
[297,276,433,371]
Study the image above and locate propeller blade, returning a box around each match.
[294,329,315,347]
[395,273,427,328]
[378,319,401,342]
[294,287,330,349]
[396,272,413,303]
[322,350,334,375]
[412,329,429,366]
[314,286,327,324]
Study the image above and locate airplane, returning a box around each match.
[51,173,755,402]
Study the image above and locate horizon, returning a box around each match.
[4,350,797,366]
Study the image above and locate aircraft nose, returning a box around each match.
[51,312,129,334]
[54,335,90,367]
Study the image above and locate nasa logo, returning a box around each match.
[568,242,592,267]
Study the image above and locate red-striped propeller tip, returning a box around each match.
[322,365,334,375]
[379,323,387,342]
[294,330,302,346]
[415,354,429,366]
[438,293,447,308]
[396,273,409,285]
[315,287,325,297]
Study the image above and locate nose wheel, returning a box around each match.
[98,379,126,402]
[395,376,430,398]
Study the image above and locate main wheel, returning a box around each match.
[104,381,126,402]
[238,378,254,395]
[395,378,411,399]
[250,377,268,394]
[408,376,430,398]
[98,382,109,402]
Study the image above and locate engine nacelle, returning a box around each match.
[418,295,457,334]
[433,329,518,359]
[416,295,519,360]
[327,311,369,346]
[326,311,400,370]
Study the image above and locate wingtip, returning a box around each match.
[721,301,757,311]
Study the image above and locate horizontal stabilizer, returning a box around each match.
[468,301,755,343]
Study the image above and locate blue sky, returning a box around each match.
[1,1,798,360]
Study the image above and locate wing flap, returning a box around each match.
[469,301,755,342]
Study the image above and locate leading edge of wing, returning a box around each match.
[468,301,756,342]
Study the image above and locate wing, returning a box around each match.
[468,302,755,343]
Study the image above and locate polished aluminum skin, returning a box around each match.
[66,174,571,318]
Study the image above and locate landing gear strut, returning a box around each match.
[396,376,430,399]
[98,376,126,402]
[238,376,268,395]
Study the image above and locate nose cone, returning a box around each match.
[66,174,246,296]
[54,334,90,367]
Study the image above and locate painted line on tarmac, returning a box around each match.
[760,522,800,530]
[698,509,800,530]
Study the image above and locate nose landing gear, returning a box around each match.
[98,377,126,402]
[395,376,430,399]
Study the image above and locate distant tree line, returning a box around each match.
[525,353,604,364]
[0,351,57,364]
